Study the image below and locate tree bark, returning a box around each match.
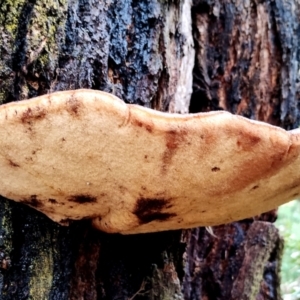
[0,0,298,299]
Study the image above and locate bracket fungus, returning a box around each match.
[0,89,300,234]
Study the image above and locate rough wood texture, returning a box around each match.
[0,0,193,112]
[0,0,298,298]
[190,0,300,129]
[183,216,283,299]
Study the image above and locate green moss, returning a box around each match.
[2,200,14,254]
[0,0,26,37]
[0,0,68,101]
[0,93,5,103]
[149,252,183,299]
[26,0,68,73]
[28,231,54,299]
[0,0,27,102]
[0,200,15,279]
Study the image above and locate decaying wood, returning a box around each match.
[191,0,300,130]
[183,218,282,299]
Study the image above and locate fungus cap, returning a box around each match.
[0,89,299,234]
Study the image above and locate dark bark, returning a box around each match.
[183,215,283,300]
[0,0,298,299]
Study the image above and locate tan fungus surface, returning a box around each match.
[0,89,299,234]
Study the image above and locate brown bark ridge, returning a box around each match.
[0,0,298,299]
[190,0,300,130]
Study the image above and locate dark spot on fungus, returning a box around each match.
[131,117,153,133]
[133,198,176,224]
[8,159,20,168]
[48,198,57,204]
[118,186,127,193]
[135,119,143,127]
[211,167,220,172]
[20,106,47,124]
[68,194,97,204]
[145,124,153,133]
[21,195,42,208]
[66,96,81,116]
[292,193,299,197]
[251,185,259,190]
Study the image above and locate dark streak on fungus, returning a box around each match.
[68,194,97,204]
[138,212,176,224]
[7,159,20,168]
[134,198,176,224]
[133,118,143,128]
[145,124,153,133]
[21,195,42,208]
[20,107,47,124]
[162,128,188,172]
[236,132,261,151]
[131,116,153,133]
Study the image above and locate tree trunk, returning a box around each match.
[0,0,298,299]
